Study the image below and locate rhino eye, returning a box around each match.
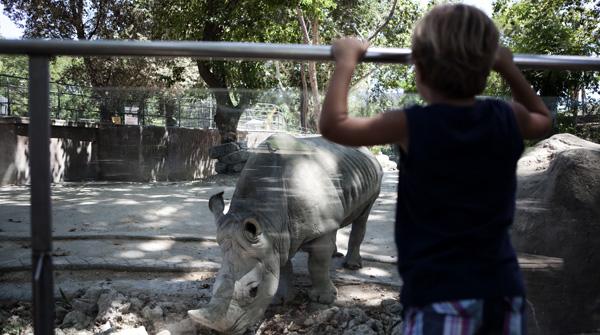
[243,219,261,243]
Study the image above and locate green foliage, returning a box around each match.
[493,0,600,143]
[493,0,599,97]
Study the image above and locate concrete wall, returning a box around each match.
[0,118,275,185]
[95,126,221,182]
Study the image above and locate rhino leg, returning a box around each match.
[343,200,375,270]
[332,233,344,258]
[273,260,296,305]
[305,231,338,304]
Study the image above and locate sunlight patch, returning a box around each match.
[119,250,145,258]
[138,240,175,252]
[114,199,140,205]
[155,206,179,216]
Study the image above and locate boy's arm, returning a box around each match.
[494,47,552,139]
[319,38,408,148]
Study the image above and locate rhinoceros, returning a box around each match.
[188,134,383,334]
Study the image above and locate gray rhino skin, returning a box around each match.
[188,134,383,334]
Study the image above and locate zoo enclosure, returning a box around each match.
[0,38,599,335]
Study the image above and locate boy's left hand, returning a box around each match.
[332,37,369,65]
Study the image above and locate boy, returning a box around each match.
[319,4,551,334]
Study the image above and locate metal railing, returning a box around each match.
[1,39,600,70]
[0,39,599,335]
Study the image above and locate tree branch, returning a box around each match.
[368,0,398,41]
[87,0,107,39]
[296,7,311,44]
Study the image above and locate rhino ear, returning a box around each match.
[208,191,225,221]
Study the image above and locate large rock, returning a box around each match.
[513,133,600,334]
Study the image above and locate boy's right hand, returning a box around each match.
[332,37,369,65]
[493,46,515,73]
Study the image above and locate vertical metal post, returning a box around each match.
[6,76,11,116]
[29,55,55,335]
[177,99,181,127]
[56,85,61,119]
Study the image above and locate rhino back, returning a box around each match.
[229,134,382,252]
[300,136,383,214]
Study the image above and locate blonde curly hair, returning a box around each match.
[411,4,499,99]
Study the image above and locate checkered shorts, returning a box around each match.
[403,296,525,335]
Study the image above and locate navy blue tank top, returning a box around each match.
[396,98,525,307]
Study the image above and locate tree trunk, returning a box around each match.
[300,63,309,131]
[162,96,177,127]
[197,60,242,143]
[309,17,321,126]
[296,7,320,132]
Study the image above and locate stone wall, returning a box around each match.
[0,120,99,185]
[0,118,277,185]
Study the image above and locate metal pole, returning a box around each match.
[0,39,599,70]
[177,98,181,127]
[56,86,61,120]
[6,76,11,116]
[28,55,55,335]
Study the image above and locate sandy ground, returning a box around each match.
[1,170,404,335]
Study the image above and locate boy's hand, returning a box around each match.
[332,37,369,65]
[493,46,515,73]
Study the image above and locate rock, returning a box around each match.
[99,321,112,333]
[215,161,228,174]
[71,299,98,315]
[209,142,240,159]
[230,162,245,173]
[219,150,250,165]
[81,286,106,303]
[55,305,69,322]
[96,290,131,322]
[62,310,92,329]
[375,153,397,171]
[129,298,144,311]
[513,133,600,333]
[142,305,163,321]
[390,319,403,335]
[0,309,8,324]
[381,299,403,315]
[343,323,377,335]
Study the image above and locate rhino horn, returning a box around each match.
[209,191,225,221]
[188,308,220,330]
[188,301,245,334]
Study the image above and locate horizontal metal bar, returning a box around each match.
[0,39,599,70]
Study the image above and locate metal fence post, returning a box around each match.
[6,76,12,116]
[29,55,55,335]
[177,98,181,127]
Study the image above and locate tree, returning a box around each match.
[328,0,421,115]
[1,0,159,122]
[150,0,301,142]
[493,0,600,134]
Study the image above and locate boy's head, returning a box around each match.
[411,4,499,99]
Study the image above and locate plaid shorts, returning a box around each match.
[403,296,525,335]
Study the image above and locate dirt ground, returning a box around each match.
[0,273,403,335]
[1,167,405,335]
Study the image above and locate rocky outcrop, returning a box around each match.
[513,134,600,334]
[209,141,250,174]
